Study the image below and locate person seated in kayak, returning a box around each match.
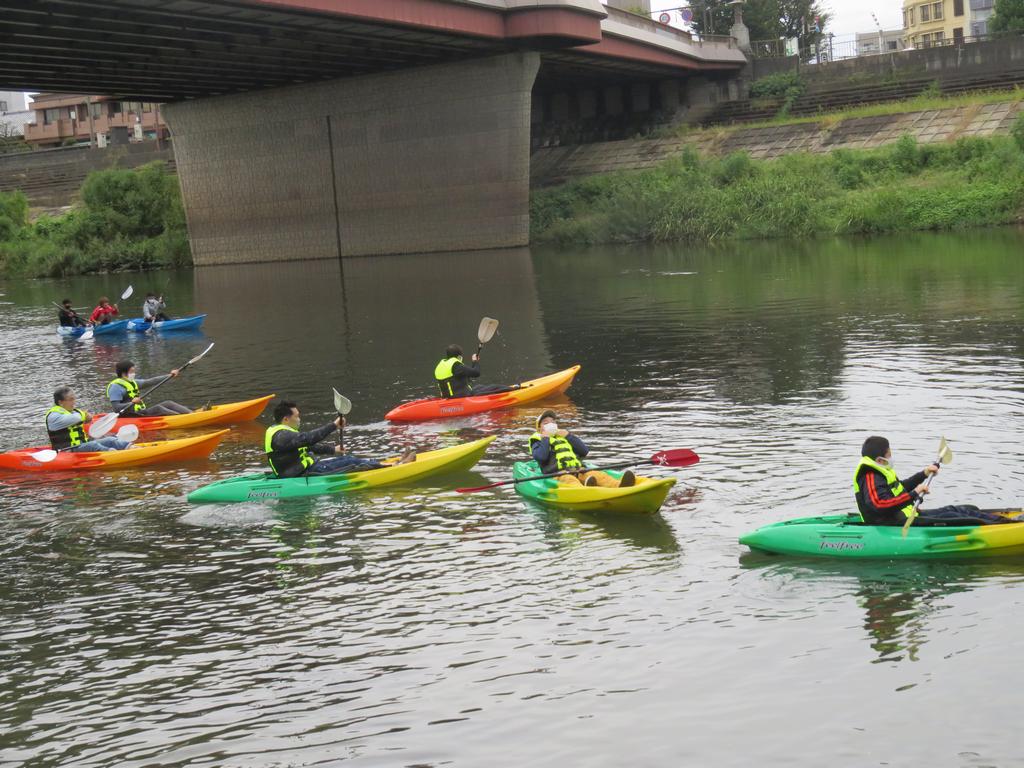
[143,292,170,322]
[106,360,193,417]
[435,344,514,398]
[529,410,635,488]
[854,435,1016,526]
[46,386,131,453]
[58,299,87,327]
[89,296,119,325]
[266,400,414,477]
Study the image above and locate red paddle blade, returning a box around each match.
[650,449,700,468]
[456,481,505,494]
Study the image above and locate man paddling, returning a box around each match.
[529,410,635,488]
[46,386,130,452]
[854,435,1016,525]
[107,360,193,417]
[266,400,414,477]
[89,296,119,325]
[58,299,88,327]
[143,292,170,322]
[434,344,514,399]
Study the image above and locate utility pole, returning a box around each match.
[871,11,885,54]
[86,94,96,148]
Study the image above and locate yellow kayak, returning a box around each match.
[512,461,676,515]
[189,436,495,502]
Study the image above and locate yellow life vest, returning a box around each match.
[265,424,315,476]
[852,455,915,521]
[106,377,145,413]
[45,405,88,450]
[528,431,582,473]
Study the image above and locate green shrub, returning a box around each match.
[749,72,806,99]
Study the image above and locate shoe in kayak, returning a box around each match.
[0,430,230,472]
[740,513,1024,559]
[88,395,274,433]
[189,436,495,503]
[126,314,206,332]
[385,366,580,422]
[512,460,675,515]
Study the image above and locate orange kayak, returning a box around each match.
[88,395,274,433]
[0,430,230,472]
[385,366,581,422]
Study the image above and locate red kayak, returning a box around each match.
[385,366,580,422]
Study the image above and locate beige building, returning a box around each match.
[24,94,167,148]
[903,0,969,47]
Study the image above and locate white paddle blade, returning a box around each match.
[477,317,499,344]
[88,412,118,438]
[116,424,140,443]
[333,389,352,415]
[121,285,134,301]
[79,329,94,342]
[188,342,215,366]
[30,449,58,463]
[938,437,952,465]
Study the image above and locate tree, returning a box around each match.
[688,0,830,54]
[990,0,1024,32]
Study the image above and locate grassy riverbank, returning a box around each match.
[531,131,1024,245]
[0,161,190,278]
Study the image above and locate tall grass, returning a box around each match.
[0,161,191,278]
[531,132,1024,246]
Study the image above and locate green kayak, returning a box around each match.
[740,513,1024,559]
[189,437,494,503]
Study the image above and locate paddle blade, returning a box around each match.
[649,448,700,468]
[187,342,215,366]
[30,449,58,463]
[116,424,139,443]
[88,412,118,438]
[121,285,134,301]
[938,437,952,465]
[333,388,352,416]
[456,480,505,494]
[477,317,499,344]
[79,328,93,342]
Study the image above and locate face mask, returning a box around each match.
[542,422,558,436]
[879,455,894,470]
[128,373,136,381]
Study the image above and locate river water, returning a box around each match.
[2,231,1024,767]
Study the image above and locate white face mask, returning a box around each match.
[542,422,558,436]
[879,455,894,470]
[127,372,136,381]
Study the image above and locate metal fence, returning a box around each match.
[752,30,1024,62]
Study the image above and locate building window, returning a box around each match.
[954,0,964,15]
[887,40,899,50]
[143,103,152,113]
[934,30,945,42]
[0,100,6,113]
[43,107,61,124]
[90,102,102,119]
[920,4,930,22]
[933,1,943,19]
[906,7,915,25]
[970,0,994,8]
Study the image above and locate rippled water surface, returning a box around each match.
[3,232,1024,767]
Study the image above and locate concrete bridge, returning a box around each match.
[1,0,746,265]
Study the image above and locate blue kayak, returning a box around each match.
[55,320,129,338]
[126,314,206,332]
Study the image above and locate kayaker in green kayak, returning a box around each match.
[435,344,514,398]
[266,400,414,477]
[107,361,193,417]
[854,435,1014,525]
[529,410,635,488]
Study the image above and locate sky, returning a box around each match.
[648,1,905,39]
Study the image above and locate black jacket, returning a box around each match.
[268,422,337,478]
[854,466,927,525]
[440,359,481,398]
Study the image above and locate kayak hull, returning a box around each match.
[385,365,581,422]
[56,325,87,338]
[88,395,274,433]
[0,430,229,472]
[92,319,129,335]
[126,314,206,332]
[189,436,495,503]
[740,514,1024,559]
[512,460,675,515]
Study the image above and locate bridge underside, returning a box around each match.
[3,0,745,265]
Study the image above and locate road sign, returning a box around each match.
[681,8,694,22]
[659,12,671,23]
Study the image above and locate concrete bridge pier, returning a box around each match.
[164,53,540,266]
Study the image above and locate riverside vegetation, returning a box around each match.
[0,161,190,278]
[531,120,1024,245]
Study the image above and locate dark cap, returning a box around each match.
[536,409,558,428]
[861,435,890,458]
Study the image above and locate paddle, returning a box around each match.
[333,388,352,451]
[902,437,953,536]
[476,316,499,358]
[79,286,132,341]
[89,342,216,437]
[29,424,141,463]
[456,448,701,493]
